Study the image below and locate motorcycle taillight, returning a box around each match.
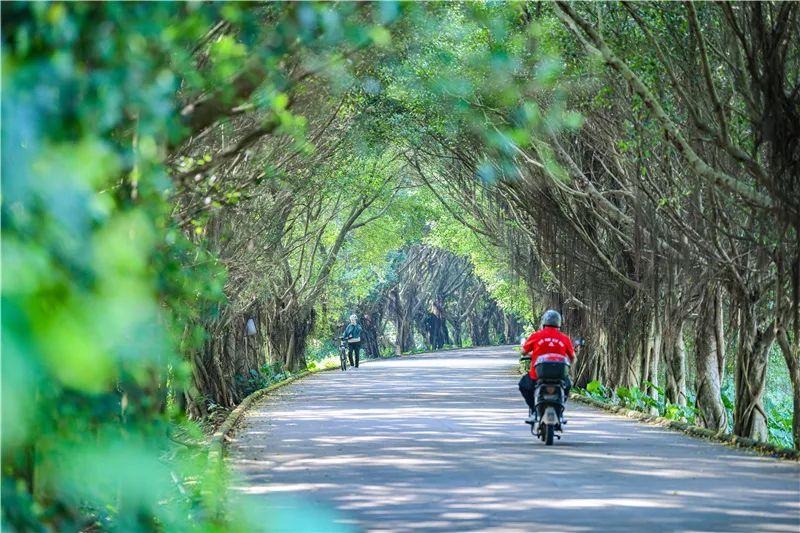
[546,386,557,394]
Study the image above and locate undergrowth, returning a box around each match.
[576,380,794,449]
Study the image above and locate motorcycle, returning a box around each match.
[520,353,570,446]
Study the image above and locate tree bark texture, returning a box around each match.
[694,285,727,431]
[188,303,267,416]
[733,299,775,442]
[664,318,688,407]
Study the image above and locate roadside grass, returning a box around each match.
[574,380,794,450]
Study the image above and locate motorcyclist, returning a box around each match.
[519,310,575,423]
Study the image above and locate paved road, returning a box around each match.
[228,346,800,532]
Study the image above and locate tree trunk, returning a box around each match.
[664,318,687,407]
[451,320,463,347]
[715,287,726,381]
[389,286,417,354]
[645,312,661,414]
[573,320,608,388]
[733,299,775,442]
[503,312,522,345]
[694,284,727,432]
[265,303,314,372]
[624,333,643,389]
[395,314,414,353]
[606,326,625,389]
[359,311,382,358]
[468,301,495,346]
[186,301,270,415]
[469,318,490,346]
[776,325,799,448]
[426,300,450,350]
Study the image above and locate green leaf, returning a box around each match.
[586,380,602,395]
[369,26,391,47]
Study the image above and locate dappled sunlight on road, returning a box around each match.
[228,346,800,533]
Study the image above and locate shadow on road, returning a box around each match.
[229,346,800,533]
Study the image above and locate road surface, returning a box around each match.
[228,346,800,532]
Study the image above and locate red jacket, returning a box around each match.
[523,326,575,379]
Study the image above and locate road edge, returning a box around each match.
[208,368,329,465]
[570,394,800,461]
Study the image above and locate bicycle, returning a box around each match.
[338,337,348,371]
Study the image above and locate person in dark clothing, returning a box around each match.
[341,314,363,369]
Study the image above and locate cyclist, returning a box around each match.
[519,310,575,422]
[341,314,363,369]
